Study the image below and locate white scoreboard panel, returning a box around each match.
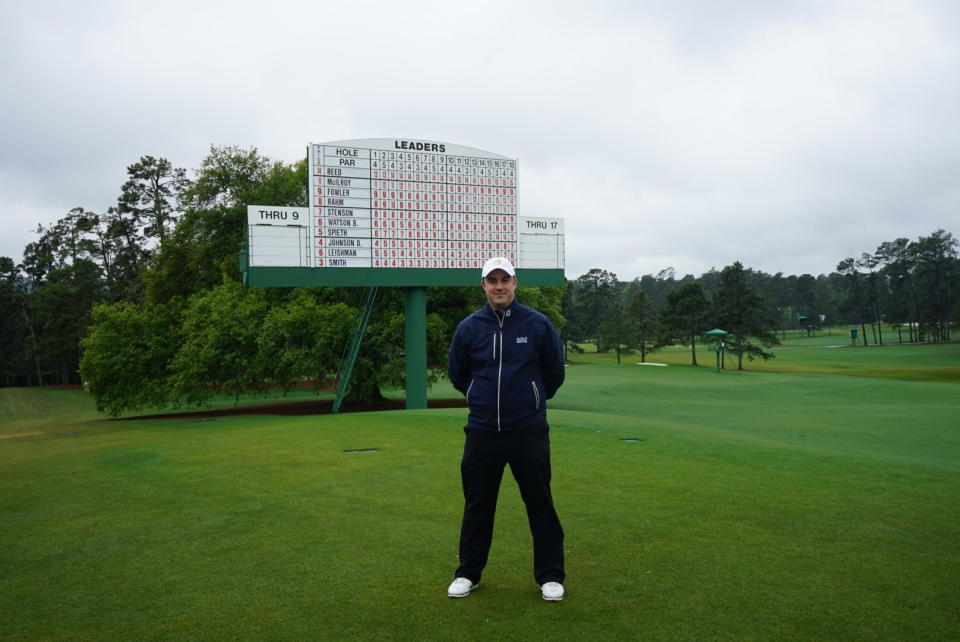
[310,139,519,269]
[246,206,311,267]
[519,217,565,269]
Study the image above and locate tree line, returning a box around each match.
[563,228,959,365]
[0,145,956,414]
[0,147,563,414]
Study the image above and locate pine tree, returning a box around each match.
[713,262,779,370]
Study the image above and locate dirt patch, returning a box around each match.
[114,397,467,421]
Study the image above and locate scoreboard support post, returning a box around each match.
[404,286,428,409]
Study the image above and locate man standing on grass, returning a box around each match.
[446,257,567,601]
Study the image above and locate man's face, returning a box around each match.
[482,269,517,310]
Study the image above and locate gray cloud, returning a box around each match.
[2,0,957,279]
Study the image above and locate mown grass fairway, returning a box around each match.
[1,343,958,640]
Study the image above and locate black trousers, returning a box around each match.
[455,424,565,585]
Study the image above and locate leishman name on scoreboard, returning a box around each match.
[395,140,446,152]
[321,248,371,258]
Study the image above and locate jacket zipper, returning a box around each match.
[496,315,504,431]
[466,379,474,404]
[531,381,540,409]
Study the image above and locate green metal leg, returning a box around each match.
[404,287,428,409]
[333,287,379,414]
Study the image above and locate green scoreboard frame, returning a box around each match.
[241,263,564,288]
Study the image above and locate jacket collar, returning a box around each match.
[485,297,519,319]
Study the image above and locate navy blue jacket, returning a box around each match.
[448,298,565,431]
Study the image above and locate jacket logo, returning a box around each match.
[516,337,528,343]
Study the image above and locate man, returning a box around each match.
[446,257,567,601]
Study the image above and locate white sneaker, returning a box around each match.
[447,577,478,598]
[541,581,564,601]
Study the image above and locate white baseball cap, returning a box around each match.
[481,257,516,278]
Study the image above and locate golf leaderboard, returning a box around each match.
[242,137,566,410]
[313,140,518,269]
[244,138,565,283]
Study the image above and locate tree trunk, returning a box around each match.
[874,301,884,345]
[944,288,952,341]
[22,309,43,386]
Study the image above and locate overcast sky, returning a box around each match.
[2,0,958,280]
